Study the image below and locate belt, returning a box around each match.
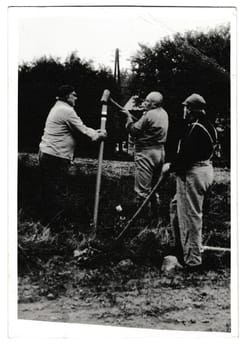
[135,144,165,152]
[192,160,212,167]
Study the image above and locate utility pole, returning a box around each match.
[114,48,123,153]
[114,48,121,93]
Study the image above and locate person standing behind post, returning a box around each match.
[121,91,169,221]
[39,84,107,226]
[162,93,217,272]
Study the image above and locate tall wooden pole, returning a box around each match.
[93,105,107,234]
[114,49,123,153]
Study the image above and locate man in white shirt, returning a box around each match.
[39,85,106,226]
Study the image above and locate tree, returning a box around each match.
[128,24,230,166]
[18,56,64,152]
[129,24,230,122]
[18,52,117,157]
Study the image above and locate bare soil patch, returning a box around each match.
[18,265,230,332]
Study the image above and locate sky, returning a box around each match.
[14,6,234,70]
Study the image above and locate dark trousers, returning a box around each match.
[39,152,70,226]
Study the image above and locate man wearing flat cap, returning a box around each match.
[39,85,107,225]
[162,93,217,271]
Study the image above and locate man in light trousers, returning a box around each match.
[163,93,217,271]
[122,91,169,221]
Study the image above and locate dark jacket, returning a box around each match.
[169,113,217,173]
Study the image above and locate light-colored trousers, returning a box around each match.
[134,146,165,214]
[170,161,214,266]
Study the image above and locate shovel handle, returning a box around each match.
[115,171,166,241]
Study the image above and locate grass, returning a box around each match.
[18,153,230,273]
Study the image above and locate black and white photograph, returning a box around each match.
[6,2,239,342]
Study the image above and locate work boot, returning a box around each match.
[161,255,183,275]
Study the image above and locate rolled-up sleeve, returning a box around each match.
[126,113,147,136]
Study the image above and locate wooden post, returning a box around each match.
[202,245,231,252]
[93,117,107,233]
[93,115,107,234]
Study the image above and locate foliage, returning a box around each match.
[18,25,230,164]
[127,24,230,166]
[129,24,230,119]
[18,154,230,270]
[18,52,118,157]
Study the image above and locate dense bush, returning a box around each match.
[18,52,120,158]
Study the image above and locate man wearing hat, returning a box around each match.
[162,93,217,271]
[39,85,107,225]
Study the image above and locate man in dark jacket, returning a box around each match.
[163,93,217,271]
